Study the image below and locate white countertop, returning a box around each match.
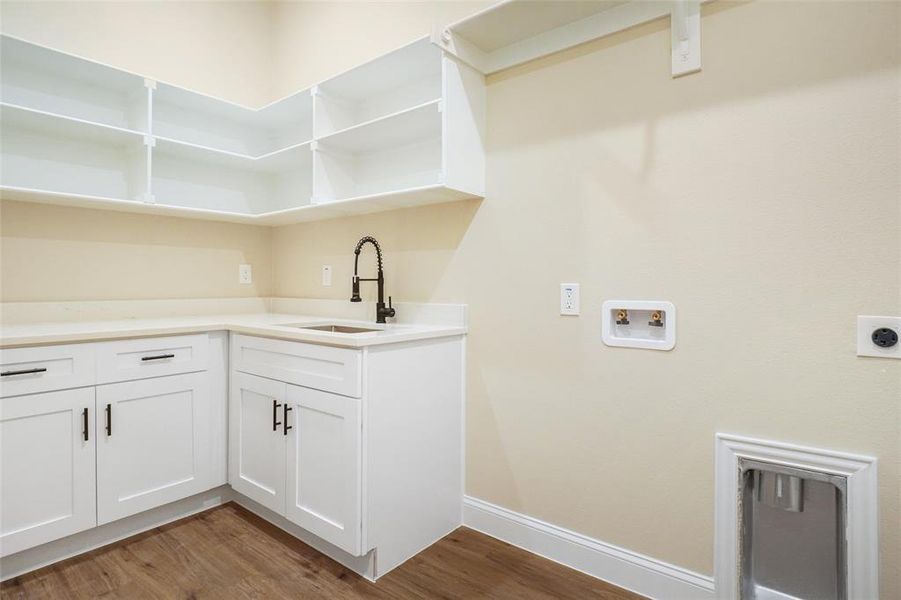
[0,312,467,349]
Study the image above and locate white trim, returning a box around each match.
[0,486,231,582]
[714,434,878,600]
[463,496,714,599]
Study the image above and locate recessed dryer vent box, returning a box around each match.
[601,300,676,351]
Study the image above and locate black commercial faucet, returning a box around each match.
[350,236,396,324]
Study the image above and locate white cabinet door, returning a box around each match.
[229,372,287,515]
[0,388,96,556]
[285,384,361,555]
[96,372,211,524]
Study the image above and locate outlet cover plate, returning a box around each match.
[238,264,252,285]
[857,315,901,359]
[322,265,332,287]
[560,283,580,316]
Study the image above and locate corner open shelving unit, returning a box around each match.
[0,34,485,224]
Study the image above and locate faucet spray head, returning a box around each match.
[350,276,362,302]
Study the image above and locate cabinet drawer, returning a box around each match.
[96,334,208,384]
[0,343,95,397]
[231,335,361,398]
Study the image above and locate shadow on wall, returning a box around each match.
[0,199,273,302]
[0,199,271,249]
[479,0,901,302]
[486,0,894,153]
[465,361,522,510]
[271,197,482,302]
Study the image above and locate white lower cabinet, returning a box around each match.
[1,330,462,579]
[285,384,361,555]
[0,388,96,557]
[229,334,466,579]
[228,372,287,513]
[229,371,362,555]
[96,372,212,524]
[0,333,238,562]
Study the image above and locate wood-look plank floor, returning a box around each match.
[1,503,645,599]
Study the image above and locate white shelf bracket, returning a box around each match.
[671,0,701,77]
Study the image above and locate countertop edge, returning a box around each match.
[0,320,468,349]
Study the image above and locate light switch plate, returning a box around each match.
[560,283,580,315]
[238,264,252,285]
[857,315,901,359]
[322,265,332,287]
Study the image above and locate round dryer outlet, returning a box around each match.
[871,327,899,348]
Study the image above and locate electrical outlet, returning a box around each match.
[322,265,332,287]
[857,315,901,359]
[238,264,252,285]
[560,283,580,316]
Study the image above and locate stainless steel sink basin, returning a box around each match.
[290,324,381,334]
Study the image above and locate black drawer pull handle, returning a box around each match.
[82,407,89,442]
[272,399,282,431]
[141,354,175,362]
[283,404,293,436]
[1,367,48,377]
[105,403,112,436]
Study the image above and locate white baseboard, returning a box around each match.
[463,496,714,600]
[0,486,232,582]
[4,487,716,598]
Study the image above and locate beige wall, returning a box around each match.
[272,1,901,594]
[0,201,272,301]
[270,1,488,96]
[0,1,277,302]
[1,1,899,595]
[0,1,273,107]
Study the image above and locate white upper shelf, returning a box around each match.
[452,1,630,53]
[317,37,441,103]
[435,0,704,77]
[0,36,147,130]
[0,35,141,94]
[0,33,486,225]
[317,100,441,156]
[0,103,144,146]
[153,137,312,173]
[152,84,313,156]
